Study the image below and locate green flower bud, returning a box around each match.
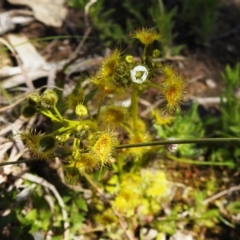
[152,49,160,58]
[75,103,88,117]
[41,90,58,108]
[28,92,41,105]
[125,55,133,63]
[21,104,37,118]
[56,134,70,146]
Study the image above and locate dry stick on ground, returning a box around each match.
[132,56,185,63]
[84,0,97,27]
[21,173,70,240]
[0,37,34,91]
[203,185,240,205]
[0,84,64,113]
[67,0,93,65]
[172,185,240,225]
[69,26,92,62]
[83,173,135,240]
[140,99,163,117]
[0,95,28,113]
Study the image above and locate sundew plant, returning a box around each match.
[19,28,187,183]
[2,27,240,239]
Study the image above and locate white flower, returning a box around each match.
[130,65,148,84]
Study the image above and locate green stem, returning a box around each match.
[1,137,239,168]
[146,82,164,92]
[142,45,147,63]
[158,0,164,15]
[116,154,124,181]
[41,109,61,123]
[53,106,64,121]
[83,172,100,191]
[53,118,79,136]
[131,88,139,132]
[115,138,240,149]
[73,137,81,149]
[97,95,105,119]
[86,105,93,120]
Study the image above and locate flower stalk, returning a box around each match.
[115,137,240,149]
[2,138,240,168]
[131,88,139,133]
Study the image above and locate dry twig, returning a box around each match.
[203,185,240,205]
[0,37,34,91]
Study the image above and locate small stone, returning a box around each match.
[170,231,193,240]
[206,78,216,88]
[141,228,158,240]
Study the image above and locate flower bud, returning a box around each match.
[28,92,41,105]
[75,103,88,117]
[152,49,160,58]
[41,90,58,108]
[125,55,133,63]
[56,134,70,146]
[21,104,37,118]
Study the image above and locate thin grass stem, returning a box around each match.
[115,138,240,149]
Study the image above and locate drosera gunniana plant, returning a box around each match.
[17,27,240,183]
[20,88,118,184]
[2,28,240,240]
[17,27,239,185]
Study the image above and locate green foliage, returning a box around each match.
[201,63,240,166]
[178,0,220,43]
[221,63,240,89]
[216,63,240,136]
[220,63,240,135]
[67,0,88,9]
[154,104,204,157]
[67,0,183,55]
[0,189,34,240]
[68,0,219,50]
[88,0,129,46]
[227,201,240,214]
[149,0,184,56]
[0,185,87,239]
[67,0,146,46]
